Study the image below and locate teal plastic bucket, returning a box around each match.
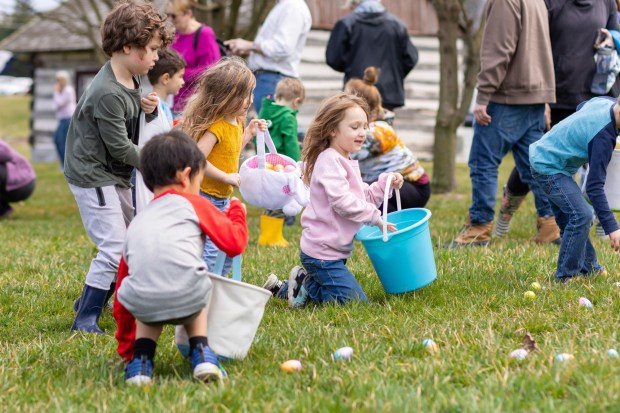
[356,208,437,294]
[355,176,437,294]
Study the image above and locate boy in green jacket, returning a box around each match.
[257,77,305,246]
[65,0,172,334]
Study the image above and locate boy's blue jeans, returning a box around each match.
[469,103,553,224]
[278,251,368,304]
[200,192,232,275]
[532,172,601,280]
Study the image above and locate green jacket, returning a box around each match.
[258,98,300,161]
[64,61,156,188]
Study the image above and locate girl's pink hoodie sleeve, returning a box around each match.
[320,156,383,225]
[363,173,392,207]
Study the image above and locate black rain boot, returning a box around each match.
[71,284,107,334]
[73,282,116,312]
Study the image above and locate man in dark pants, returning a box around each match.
[445,0,559,248]
[325,0,418,110]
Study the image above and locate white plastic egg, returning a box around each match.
[509,348,528,361]
[333,346,354,361]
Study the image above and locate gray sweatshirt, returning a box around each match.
[116,190,248,323]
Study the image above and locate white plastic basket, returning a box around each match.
[580,149,620,212]
[239,129,308,215]
[175,253,271,360]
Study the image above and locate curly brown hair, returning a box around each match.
[182,56,255,143]
[101,0,174,57]
[301,93,370,185]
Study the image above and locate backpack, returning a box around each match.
[193,25,230,58]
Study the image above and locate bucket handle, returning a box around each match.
[213,251,242,281]
[256,128,278,170]
[382,173,401,242]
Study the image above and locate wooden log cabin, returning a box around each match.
[0,0,437,162]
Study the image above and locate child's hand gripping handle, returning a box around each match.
[382,174,401,242]
[256,128,278,170]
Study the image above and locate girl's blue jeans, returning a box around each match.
[200,192,232,275]
[278,251,368,304]
[532,172,601,280]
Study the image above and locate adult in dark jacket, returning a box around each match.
[495,0,620,239]
[325,0,418,110]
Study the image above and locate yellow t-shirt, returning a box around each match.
[201,118,243,198]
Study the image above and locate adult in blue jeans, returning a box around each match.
[225,0,311,114]
[445,0,559,248]
[52,71,76,168]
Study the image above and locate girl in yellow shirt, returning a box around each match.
[183,57,266,273]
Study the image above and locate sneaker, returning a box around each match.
[262,273,284,296]
[190,343,227,383]
[288,266,308,308]
[125,355,153,386]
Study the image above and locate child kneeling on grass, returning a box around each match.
[263,93,403,306]
[113,131,248,385]
[530,96,620,283]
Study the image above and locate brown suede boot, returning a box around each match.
[532,216,561,245]
[443,220,493,248]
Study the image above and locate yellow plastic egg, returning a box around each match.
[530,282,542,291]
[274,164,284,172]
[265,162,274,170]
[280,359,302,372]
[524,291,536,300]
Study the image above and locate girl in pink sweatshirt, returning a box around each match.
[263,93,403,306]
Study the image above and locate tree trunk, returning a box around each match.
[431,3,461,193]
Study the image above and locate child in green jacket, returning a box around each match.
[257,78,305,246]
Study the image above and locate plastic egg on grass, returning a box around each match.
[274,164,285,172]
[509,348,528,361]
[608,349,619,359]
[614,282,620,288]
[578,297,593,308]
[524,291,536,300]
[333,346,354,361]
[422,339,439,354]
[284,164,296,173]
[530,282,542,291]
[555,353,574,362]
[280,359,302,372]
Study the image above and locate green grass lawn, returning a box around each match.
[1,96,619,411]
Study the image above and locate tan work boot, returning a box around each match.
[443,220,493,248]
[532,216,561,245]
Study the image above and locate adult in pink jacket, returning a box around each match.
[167,0,220,114]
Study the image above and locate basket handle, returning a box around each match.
[213,251,242,281]
[382,173,401,242]
[256,128,278,170]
